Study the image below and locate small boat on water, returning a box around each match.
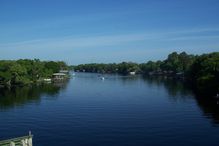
[98,74,105,80]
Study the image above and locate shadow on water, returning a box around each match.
[0,80,69,109]
[120,75,141,83]
[142,75,219,125]
[195,96,219,125]
[142,75,194,99]
[1,73,219,126]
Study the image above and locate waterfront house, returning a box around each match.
[53,73,67,80]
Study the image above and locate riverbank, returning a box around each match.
[73,52,219,97]
[0,59,69,87]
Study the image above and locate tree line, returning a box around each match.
[0,52,218,96]
[73,52,219,96]
[73,52,196,75]
[0,59,68,86]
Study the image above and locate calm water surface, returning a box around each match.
[0,73,219,146]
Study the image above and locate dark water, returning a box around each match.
[1,73,219,146]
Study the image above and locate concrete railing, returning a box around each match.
[0,132,33,146]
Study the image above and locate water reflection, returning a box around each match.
[195,96,219,125]
[0,81,69,109]
[1,74,219,126]
[142,75,219,125]
[142,75,194,100]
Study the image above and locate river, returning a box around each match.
[0,73,219,146]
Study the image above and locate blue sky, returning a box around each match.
[0,0,219,65]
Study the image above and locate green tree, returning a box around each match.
[189,52,219,95]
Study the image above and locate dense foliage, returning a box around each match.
[0,52,218,96]
[0,59,68,86]
[73,52,219,96]
[188,52,219,95]
[74,62,140,75]
[74,52,196,75]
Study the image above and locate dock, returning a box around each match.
[0,132,33,146]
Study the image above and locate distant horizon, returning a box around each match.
[1,0,219,64]
[0,51,218,66]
